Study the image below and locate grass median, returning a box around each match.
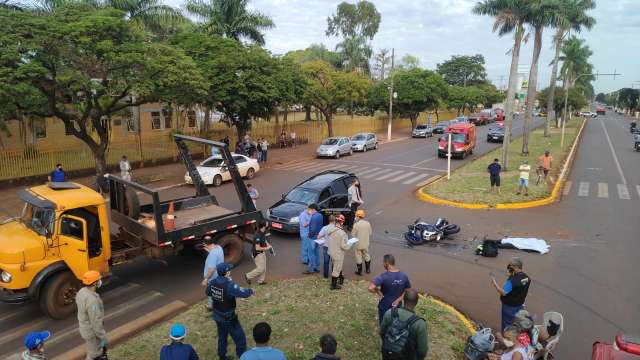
[111,278,470,360]
[422,118,584,206]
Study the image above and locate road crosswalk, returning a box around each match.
[273,160,437,186]
[564,180,640,201]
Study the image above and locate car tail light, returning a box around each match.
[616,333,640,355]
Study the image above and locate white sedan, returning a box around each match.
[185,154,259,187]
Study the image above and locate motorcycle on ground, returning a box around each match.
[404,218,461,246]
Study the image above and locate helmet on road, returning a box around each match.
[335,214,346,223]
[82,270,102,285]
[355,210,365,218]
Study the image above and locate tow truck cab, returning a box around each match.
[437,123,477,159]
[0,135,263,319]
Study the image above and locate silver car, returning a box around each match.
[351,133,378,151]
[316,136,353,158]
[411,125,433,138]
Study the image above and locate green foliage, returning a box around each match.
[595,93,606,103]
[184,0,274,45]
[538,87,588,113]
[107,0,187,36]
[436,54,487,86]
[617,88,640,111]
[399,54,420,70]
[284,44,343,69]
[325,0,380,39]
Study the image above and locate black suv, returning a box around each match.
[487,126,505,142]
[267,170,359,233]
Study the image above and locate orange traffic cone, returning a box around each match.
[164,201,176,231]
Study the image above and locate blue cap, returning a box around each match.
[170,324,186,340]
[24,331,51,350]
[216,262,233,275]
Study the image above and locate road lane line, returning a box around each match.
[637,185,640,199]
[274,160,308,170]
[0,283,142,346]
[362,168,392,179]
[597,183,609,198]
[387,171,417,183]
[403,173,432,185]
[329,159,446,172]
[414,157,437,166]
[563,181,572,196]
[292,162,329,171]
[617,184,631,200]
[600,119,627,185]
[578,182,590,197]
[375,170,405,181]
[354,167,381,176]
[347,166,372,173]
[303,164,346,172]
[43,291,164,347]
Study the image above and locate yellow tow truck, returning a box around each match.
[0,135,263,318]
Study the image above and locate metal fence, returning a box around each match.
[0,113,457,181]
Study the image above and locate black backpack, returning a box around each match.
[476,239,499,257]
[381,308,422,360]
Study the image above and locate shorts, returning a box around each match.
[519,178,529,187]
[543,168,549,176]
[490,175,500,187]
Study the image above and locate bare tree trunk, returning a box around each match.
[274,108,279,123]
[522,25,543,155]
[325,111,334,137]
[304,105,311,121]
[283,108,288,123]
[202,107,210,135]
[502,22,525,171]
[546,28,564,136]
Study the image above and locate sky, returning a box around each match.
[166,0,640,94]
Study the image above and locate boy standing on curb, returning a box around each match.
[517,160,531,196]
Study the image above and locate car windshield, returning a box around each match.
[437,123,447,128]
[449,133,467,143]
[416,125,428,130]
[21,203,55,236]
[201,158,225,167]
[285,188,319,205]
[351,135,366,141]
[322,138,339,145]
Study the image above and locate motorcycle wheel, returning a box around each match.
[443,224,461,235]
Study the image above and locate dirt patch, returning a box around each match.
[111,278,470,359]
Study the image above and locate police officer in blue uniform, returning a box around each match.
[206,262,254,360]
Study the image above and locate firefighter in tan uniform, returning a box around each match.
[351,209,372,276]
[75,271,108,360]
[327,214,350,290]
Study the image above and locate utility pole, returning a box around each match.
[387,48,395,142]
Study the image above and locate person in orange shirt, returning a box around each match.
[538,151,553,184]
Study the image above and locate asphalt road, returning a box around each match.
[2,112,636,359]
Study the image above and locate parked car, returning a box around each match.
[185,153,259,187]
[481,109,497,123]
[316,136,353,158]
[592,333,640,360]
[433,122,448,134]
[351,132,378,151]
[581,111,598,118]
[412,124,434,138]
[437,123,477,159]
[267,170,359,233]
[468,112,490,125]
[487,126,505,142]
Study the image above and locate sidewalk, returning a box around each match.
[0,128,410,217]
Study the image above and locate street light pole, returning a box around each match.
[387,48,395,142]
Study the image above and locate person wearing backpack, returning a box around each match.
[380,289,428,360]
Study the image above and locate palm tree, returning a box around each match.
[521,0,558,155]
[473,0,531,170]
[544,0,594,136]
[184,0,274,46]
[559,36,593,120]
[107,0,186,35]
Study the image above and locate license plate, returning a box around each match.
[270,222,283,229]
[493,136,499,139]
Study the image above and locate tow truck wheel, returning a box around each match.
[217,233,244,265]
[39,271,81,319]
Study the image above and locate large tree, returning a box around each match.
[0,5,205,186]
[369,69,448,129]
[371,48,391,80]
[474,0,530,170]
[436,54,488,86]
[521,0,558,155]
[538,86,588,115]
[616,88,639,113]
[106,0,186,36]
[326,0,380,74]
[185,0,274,45]
[544,0,595,136]
[446,86,487,115]
[302,61,371,136]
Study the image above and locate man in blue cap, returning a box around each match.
[22,331,50,360]
[160,323,199,360]
[206,262,254,360]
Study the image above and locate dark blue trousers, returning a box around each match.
[322,246,330,278]
[214,317,247,359]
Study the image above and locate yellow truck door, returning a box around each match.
[57,215,90,279]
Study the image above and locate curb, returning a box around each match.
[51,300,187,360]
[416,119,587,210]
[421,294,476,334]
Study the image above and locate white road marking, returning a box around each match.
[354,167,382,176]
[375,210,384,215]
[578,182,590,197]
[617,184,631,200]
[275,160,308,170]
[414,157,437,166]
[331,159,445,172]
[375,170,405,181]
[597,182,609,198]
[362,168,393,179]
[562,181,572,196]
[303,164,348,172]
[600,119,627,185]
[345,166,371,173]
[294,162,331,171]
[387,171,417,183]
[637,185,640,199]
[403,173,432,185]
